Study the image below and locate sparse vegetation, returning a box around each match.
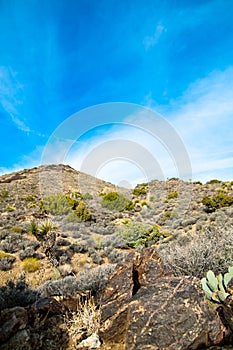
[202,193,233,212]
[101,191,134,211]
[117,221,161,248]
[161,210,178,221]
[133,183,148,196]
[0,189,9,200]
[39,194,71,215]
[66,293,101,343]
[0,250,16,270]
[22,257,41,272]
[158,226,233,278]
[10,226,23,233]
[74,200,92,221]
[206,179,222,185]
[167,191,178,199]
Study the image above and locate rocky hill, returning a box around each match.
[0,165,233,349]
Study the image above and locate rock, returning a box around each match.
[222,296,233,333]
[29,297,64,316]
[99,248,227,349]
[0,306,28,344]
[0,329,31,350]
[99,248,172,343]
[77,332,101,349]
[126,277,226,350]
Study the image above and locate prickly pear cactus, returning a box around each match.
[201,267,233,303]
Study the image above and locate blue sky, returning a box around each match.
[0,0,233,186]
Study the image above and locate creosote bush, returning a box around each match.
[39,193,92,221]
[117,221,161,248]
[202,193,233,212]
[101,191,134,212]
[39,194,71,215]
[133,183,148,196]
[206,179,221,185]
[167,191,178,199]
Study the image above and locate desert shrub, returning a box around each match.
[193,181,202,185]
[0,233,25,253]
[28,220,39,235]
[24,195,36,202]
[19,246,39,260]
[56,238,71,247]
[82,193,93,200]
[22,257,41,272]
[117,221,161,248]
[101,234,126,249]
[0,189,9,200]
[39,219,57,235]
[202,193,233,212]
[7,205,16,212]
[39,194,71,215]
[206,179,221,185]
[39,264,116,297]
[76,264,116,293]
[70,241,89,253]
[158,226,233,278]
[75,201,92,221]
[133,183,148,196]
[106,249,128,263]
[66,211,81,223]
[167,191,178,199]
[54,249,73,265]
[161,210,178,221]
[0,281,38,311]
[66,293,100,342]
[101,192,133,212]
[0,250,15,271]
[10,226,23,233]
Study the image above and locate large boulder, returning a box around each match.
[99,248,228,349]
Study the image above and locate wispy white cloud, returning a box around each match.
[143,23,166,49]
[0,66,31,133]
[158,67,233,181]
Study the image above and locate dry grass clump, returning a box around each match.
[65,293,101,342]
[21,257,41,272]
[158,225,233,278]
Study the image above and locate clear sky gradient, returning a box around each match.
[0,0,233,186]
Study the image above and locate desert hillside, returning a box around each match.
[0,164,233,349]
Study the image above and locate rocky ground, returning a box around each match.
[0,164,233,349]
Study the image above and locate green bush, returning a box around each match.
[167,191,178,199]
[117,221,161,248]
[39,193,92,221]
[39,194,71,215]
[75,201,92,221]
[133,183,148,196]
[206,179,221,185]
[193,181,202,185]
[202,193,233,212]
[101,192,134,212]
